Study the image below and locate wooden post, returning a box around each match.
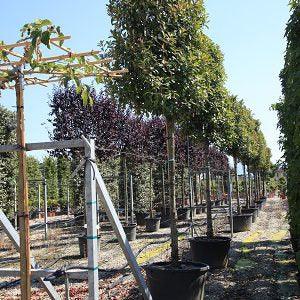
[84,138,99,300]
[43,179,48,240]
[186,138,194,235]
[130,175,134,224]
[15,67,31,300]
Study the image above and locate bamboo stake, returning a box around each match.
[15,67,31,300]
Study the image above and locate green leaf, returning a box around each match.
[41,30,51,49]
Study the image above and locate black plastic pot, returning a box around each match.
[291,234,300,252]
[78,235,100,258]
[74,213,85,226]
[123,224,137,241]
[296,272,300,288]
[135,212,149,226]
[159,213,170,228]
[195,205,202,215]
[254,200,264,210]
[232,214,252,232]
[144,261,209,300]
[215,200,222,207]
[241,208,258,223]
[242,206,259,218]
[189,236,231,268]
[145,217,161,232]
[177,207,191,221]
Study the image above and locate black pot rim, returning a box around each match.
[233,213,253,217]
[189,236,231,243]
[123,223,137,228]
[144,261,209,272]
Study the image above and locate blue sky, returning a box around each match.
[0,0,290,162]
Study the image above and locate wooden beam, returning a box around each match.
[0,269,88,280]
[38,50,100,63]
[0,139,85,153]
[0,36,71,50]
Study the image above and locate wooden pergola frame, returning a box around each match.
[0,34,127,300]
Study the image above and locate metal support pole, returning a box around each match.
[15,67,31,300]
[93,161,152,300]
[43,179,48,240]
[84,138,99,300]
[130,175,134,224]
[228,170,233,238]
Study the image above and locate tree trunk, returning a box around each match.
[248,165,252,207]
[234,157,241,214]
[205,143,213,238]
[161,164,166,216]
[166,118,179,264]
[149,164,154,218]
[206,165,213,238]
[194,174,199,205]
[123,156,129,224]
[181,167,185,207]
[243,164,249,208]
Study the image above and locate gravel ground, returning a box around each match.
[0,198,299,299]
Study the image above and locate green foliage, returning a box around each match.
[57,156,71,209]
[27,156,42,209]
[0,106,16,217]
[0,19,113,105]
[107,0,211,121]
[276,2,300,237]
[41,156,58,208]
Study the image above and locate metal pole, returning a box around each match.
[84,138,99,300]
[228,170,233,238]
[15,66,31,300]
[44,179,48,240]
[130,175,134,224]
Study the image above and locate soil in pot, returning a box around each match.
[123,223,137,241]
[144,261,209,300]
[241,208,258,223]
[135,212,149,226]
[78,235,100,258]
[177,207,191,221]
[189,236,231,268]
[232,214,252,232]
[145,217,161,232]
